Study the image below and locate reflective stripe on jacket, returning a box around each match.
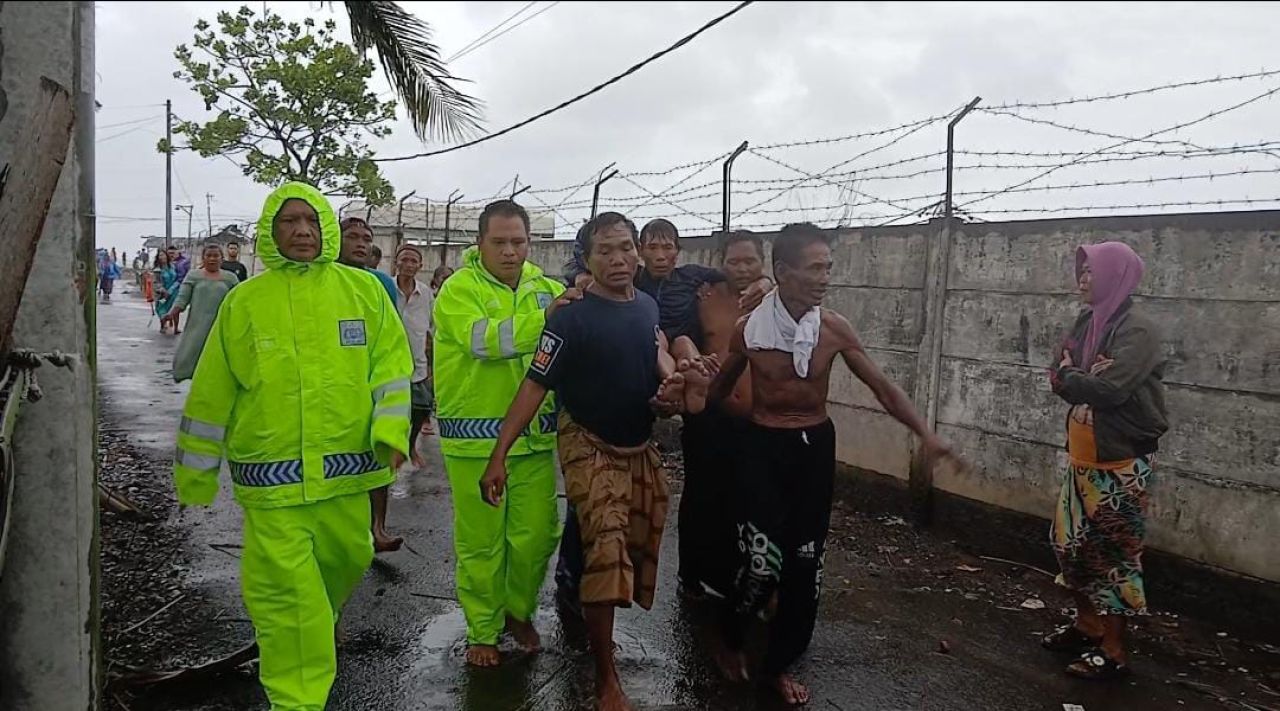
[432,246,564,458]
[173,182,414,509]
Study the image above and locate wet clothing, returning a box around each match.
[241,492,372,711]
[432,247,563,459]
[1051,300,1168,462]
[153,265,180,317]
[445,453,560,644]
[221,259,249,283]
[173,182,413,711]
[559,414,668,609]
[724,419,835,676]
[1052,457,1151,616]
[527,291,660,448]
[171,269,240,382]
[677,405,745,597]
[431,247,564,645]
[635,265,725,346]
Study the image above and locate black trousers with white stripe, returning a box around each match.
[722,418,835,677]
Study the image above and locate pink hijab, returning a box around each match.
[1076,241,1144,366]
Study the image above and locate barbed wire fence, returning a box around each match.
[368,68,1280,241]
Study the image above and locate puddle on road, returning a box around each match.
[408,607,469,672]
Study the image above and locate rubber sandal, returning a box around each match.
[1066,648,1131,680]
[1042,624,1102,653]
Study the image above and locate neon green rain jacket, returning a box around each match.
[432,247,564,458]
[173,182,413,509]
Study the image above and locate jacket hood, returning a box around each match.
[462,245,547,285]
[255,182,340,270]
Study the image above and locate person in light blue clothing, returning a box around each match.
[338,217,399,305]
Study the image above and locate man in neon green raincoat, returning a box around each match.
[173,182,412,710]
[433,199,568,666]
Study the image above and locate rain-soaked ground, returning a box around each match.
[98,285,1279,711]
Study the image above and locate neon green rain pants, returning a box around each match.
[444,452,560,645]
[241,492,373,711]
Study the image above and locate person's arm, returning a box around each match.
[479,378,549,506]
[173,301,239,506]
[708,319,750,404]
[433,277,564,360]
[1053,318,1161,409]
[833,313,947,456]
[170,277,196,314]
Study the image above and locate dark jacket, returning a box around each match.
[1051,299,1169,462]
[562,230,725,345]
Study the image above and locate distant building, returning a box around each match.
[338,199,558,272]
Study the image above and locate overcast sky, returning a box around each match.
[94,1,1280,255]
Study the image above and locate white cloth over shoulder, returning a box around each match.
[743,289,822,377]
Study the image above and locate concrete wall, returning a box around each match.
[0,2,99,709]
[460,214,1279,585]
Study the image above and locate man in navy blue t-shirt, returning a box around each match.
[482,212,679,711]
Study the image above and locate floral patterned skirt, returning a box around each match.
[1050,457,1152,616]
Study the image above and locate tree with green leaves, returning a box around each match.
[167,7,407,203]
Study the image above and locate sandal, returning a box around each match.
[1066,648,1131,680]
[1041,625,1101,653]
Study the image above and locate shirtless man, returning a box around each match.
[677,230,765,599]
[709,223,954,705]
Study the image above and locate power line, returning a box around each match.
[959,83,1280,209]
[375,1,757,162]
[96,118,162,143]
[450,2,561,64]
[97,114,164,131]
[446,2,537,62]
[987,68,1280,110]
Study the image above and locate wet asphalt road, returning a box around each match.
[97,290,1241,711]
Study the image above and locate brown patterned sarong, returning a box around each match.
[558,412,668,609]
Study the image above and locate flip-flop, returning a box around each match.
[1042,624,1102,653]
[1066,648,1131,681]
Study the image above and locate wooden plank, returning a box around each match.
[0,76,75,357]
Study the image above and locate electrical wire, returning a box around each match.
[446,2,537,62]
[374,1,756,162]
[450,2,561,64]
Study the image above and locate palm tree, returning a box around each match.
[343,1,483,143]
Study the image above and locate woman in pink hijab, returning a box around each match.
[1044,241,1168,680]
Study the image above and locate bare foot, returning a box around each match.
[420,419,435,436]
[677,358,711,414]
[373,528,404,553]
[411,449,427,469]
[658,372,686,408]
[505,615,542,652]
[768,673,811,705]
[597,677,633,711]
[465,644,501,667]
[714,644,751,682]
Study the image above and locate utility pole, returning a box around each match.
[909,96,981,526]
[165,99,173,248]
[205,193,214,237]
[175,204,194,251]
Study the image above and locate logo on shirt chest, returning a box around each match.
[531,331,564,375]
[338,319,367,347]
